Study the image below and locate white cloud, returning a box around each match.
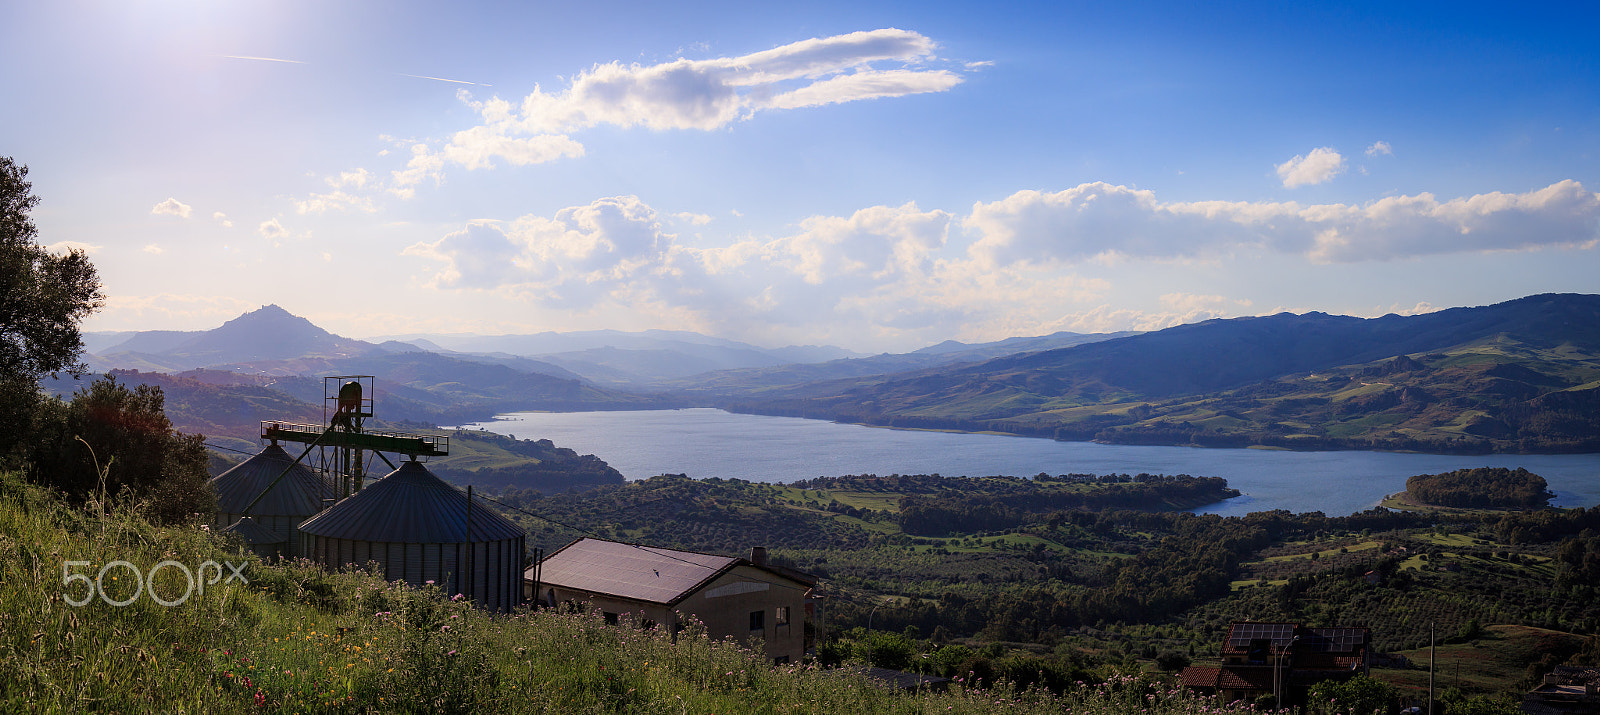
[1366,141,1393,157]
[392,29,965,193]
[1276,147,1346,188]
[964,180,1600,265]
[151,198,193,218]
[403,197,679,307]
[767,203,951,284]
[297,190,375,215]
[213,211,233,228]
[331,168,371,188]
[259,218,289,240]
[297,169,380,214]
[401,180,1599,349]
[674,212,714,226]
[46,241,101,254]
[1379,301,1438,317]
[142,244,164,255]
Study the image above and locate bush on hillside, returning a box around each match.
[25,374,212,523]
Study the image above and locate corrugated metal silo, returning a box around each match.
[297,460,526,612]
[222,516,288,559]
[210,443,339,557]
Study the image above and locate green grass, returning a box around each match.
[1373,625,1586,695]
[2,470,1275,714]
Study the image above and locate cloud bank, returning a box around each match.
[403,180,1599,345]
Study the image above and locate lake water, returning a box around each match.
[457,408,1600,518]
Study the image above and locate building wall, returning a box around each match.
[306,534,524,613]
[532,564,809,664]
[675,565,807,664]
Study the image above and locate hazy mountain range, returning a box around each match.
[729,293,1600,453]
[76,294,1600,454]
[82,305,1130,392]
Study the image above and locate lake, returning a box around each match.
[456,408,1600,518]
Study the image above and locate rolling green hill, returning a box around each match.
[730,294,1600,453]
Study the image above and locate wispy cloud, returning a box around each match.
[222,55,306,64]
[400,73,491,87]
[297,168,378,214]
[213,211,233,228]
[392,28,967,195]
[1366,140,1393,157]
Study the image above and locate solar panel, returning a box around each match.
[1226,622,1296,648]
[1304,628,1367,652]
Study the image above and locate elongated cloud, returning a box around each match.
[393,29,964,194]
[404,181,1599,345]
[1277,147,1346,187]
[966,180,1600,264]
[151,198,192,218]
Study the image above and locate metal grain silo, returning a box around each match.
[210,443,339,558]
[222,516,288,559]
[297,460,525,612]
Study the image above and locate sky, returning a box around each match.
[4,1,1598,353]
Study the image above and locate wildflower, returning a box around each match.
[255,691,265,707]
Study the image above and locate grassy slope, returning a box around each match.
[0,472,1260,715]
[1375,625,1588,695]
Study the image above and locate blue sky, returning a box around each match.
[4,1,1598,352]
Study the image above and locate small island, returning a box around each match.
[1388,466,1554,511]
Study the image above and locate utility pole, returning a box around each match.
[1428,622,1436,715]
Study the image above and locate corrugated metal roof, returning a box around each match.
[297,460,523,543]
[531,538,739,605]
[210,444,338,517]
[222,516,285,544]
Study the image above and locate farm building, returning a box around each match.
[209,442,339,558]
[528,538,817,664]
[1179,622,1370,707]
[298,459,526,613]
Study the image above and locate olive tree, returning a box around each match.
[0,156,103,454]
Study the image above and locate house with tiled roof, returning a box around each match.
[1524,665,1600,714]
[1178,622,1370,707]
[526,538,818,665]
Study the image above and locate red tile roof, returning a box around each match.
[1178,666,1275,690]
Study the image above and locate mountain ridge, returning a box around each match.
[726,294,1600,453]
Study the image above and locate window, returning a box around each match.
[775,606,790,626]
[774,655,790,665]
[749,610,765,631]
[604,611,619,625]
